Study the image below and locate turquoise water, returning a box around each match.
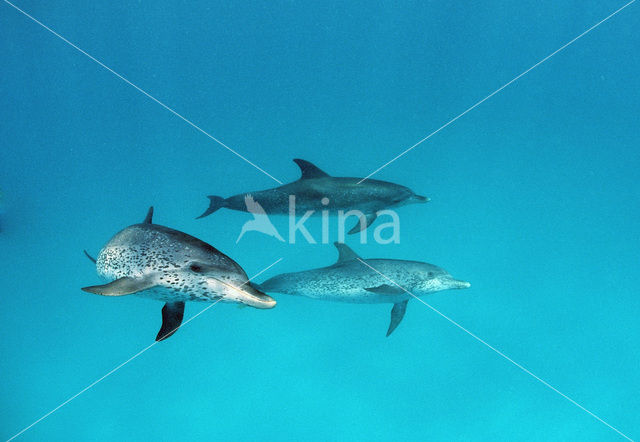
[1,1,639,440]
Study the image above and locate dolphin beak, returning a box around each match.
[211,278,277,309]
[412,194,430,203]
[450,279,471,289]
[240,286,277,309]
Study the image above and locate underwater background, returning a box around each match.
[1,1,639,440]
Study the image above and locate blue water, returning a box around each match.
[1,1,639,440]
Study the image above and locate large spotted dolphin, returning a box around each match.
[82,207,276,341]
[257,242,470,336]
[197,159,429,233]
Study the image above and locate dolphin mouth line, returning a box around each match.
[214,277,276,308]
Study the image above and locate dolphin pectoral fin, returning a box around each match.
[364,284,405,294]
[83,250,97,264]
[348,213,377,234]
[387,300,408,337]
[293,159,330,179]
[156,301,185,341]
[81,276,157,296]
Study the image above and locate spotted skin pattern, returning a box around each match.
[259,256,470,304]
[95,223,264,305]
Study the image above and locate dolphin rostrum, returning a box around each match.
[197,159,429,234]
[82,207,276,341]
[257,242,470,336]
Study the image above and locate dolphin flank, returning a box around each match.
[257,242,470,336]
[197,159,429,234]
[82,207,275,341]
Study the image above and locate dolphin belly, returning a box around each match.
[133,286,222,303]
[258,271,412,305]
[296,288,411,304]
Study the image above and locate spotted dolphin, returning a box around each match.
[82,207,276,341]
[257,242,470,336]
[197,159,429,233]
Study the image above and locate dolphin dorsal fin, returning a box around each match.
[143,206,154,224]
[293,159,329,179]
[334,242,360,264]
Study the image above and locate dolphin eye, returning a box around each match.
[428,272,434,277]
[190,264,203,273]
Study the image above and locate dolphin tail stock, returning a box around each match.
[386,300,409,337]
[196,196,228,219]
[156,301,185,341]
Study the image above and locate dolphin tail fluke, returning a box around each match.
[348,213,378,234]
[386,300,408,337]
[197,196,227,219]
[156,301,185,341]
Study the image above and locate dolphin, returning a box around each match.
[82,207,276,341]
[197,159,429,233]
[257,242,470,336]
